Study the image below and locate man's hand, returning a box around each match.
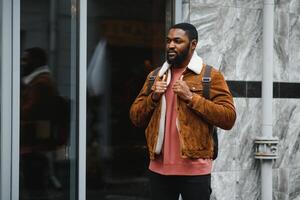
[151,75,167,101]
[172,80,193,102]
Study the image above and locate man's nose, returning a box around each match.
[168,41,175,49]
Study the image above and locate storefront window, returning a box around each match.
[20,0,79,199]
[86,0,166,199]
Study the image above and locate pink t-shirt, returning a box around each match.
[149,67,212,175]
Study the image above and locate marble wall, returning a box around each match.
[183,0,300,199]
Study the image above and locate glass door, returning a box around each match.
[19,0,84,199]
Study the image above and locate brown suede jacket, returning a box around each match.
[130,63,236,160]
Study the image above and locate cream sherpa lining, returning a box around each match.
[154,52,204,154]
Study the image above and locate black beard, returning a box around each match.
[21,64,31,77]
[167,45,190,67]
[21,64,37,77]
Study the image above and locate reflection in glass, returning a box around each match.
[20,1,78,200]
[86,0,166,199]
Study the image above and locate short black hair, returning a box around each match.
[169,23,198,42]
[24,47,48,66]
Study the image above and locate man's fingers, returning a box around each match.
[172,81,182,90]
[153,81,167,94]
[151,85,155,91]
[174,80,188,89]
[173,80,190,96]
[152,75,167,94]
[156,81,167,88]
[156,87,167,93]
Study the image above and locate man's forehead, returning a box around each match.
[167,28,188,38]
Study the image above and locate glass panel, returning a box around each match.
[86,0,166,199]
[0,0,2,169]
[20,0,79,200]
[0,1,2,139]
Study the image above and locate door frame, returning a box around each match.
[0,0,87,199]
[0,0,20,199]
[78,0,87,199]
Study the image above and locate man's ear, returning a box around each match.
[191,39,197,50]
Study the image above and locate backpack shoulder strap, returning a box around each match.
[146,67,161,95]
[202,64,212,99]
[201,64,219,160]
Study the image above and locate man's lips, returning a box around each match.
[167,51,177,57]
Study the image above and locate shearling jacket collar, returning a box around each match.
[23,65,51,85]
[158,51,203,77]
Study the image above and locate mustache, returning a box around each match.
[167,50,177,54]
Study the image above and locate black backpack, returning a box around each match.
[147,65,219,160]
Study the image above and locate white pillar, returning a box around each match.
[261,0,274,200]
[262,0,274,140]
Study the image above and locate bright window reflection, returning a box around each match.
[20,0,78,200]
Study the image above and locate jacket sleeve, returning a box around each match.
[129,72,160,128]
[21,75,57,120]
[187,70,236,130]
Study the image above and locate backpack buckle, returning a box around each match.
[202,77,211,83]
[149,76,156,81]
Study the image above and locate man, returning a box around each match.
[21,47,59,152]
[20,47,68,199]
[129,23,236,200]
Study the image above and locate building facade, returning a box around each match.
[184,0,300,199]
[1,0,300,200]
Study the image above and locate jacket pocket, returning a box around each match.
[187,82,203,94]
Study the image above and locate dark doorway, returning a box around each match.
[86,0,167,199]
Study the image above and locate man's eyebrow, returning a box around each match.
[166,37,181,40]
